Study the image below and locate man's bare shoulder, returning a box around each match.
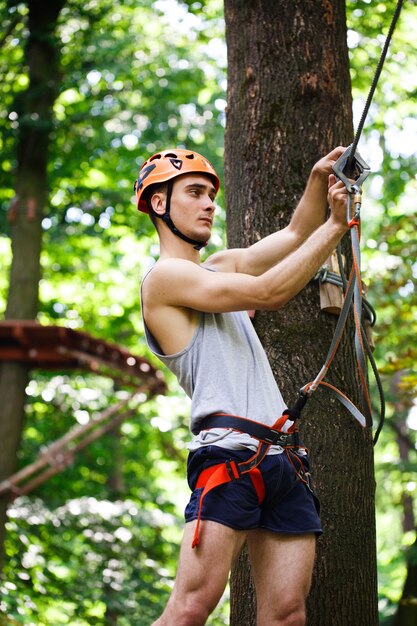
[144,258,201,284]
[202,248,244,273]
[142,258,206,303]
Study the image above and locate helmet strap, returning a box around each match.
[157,181,207,251]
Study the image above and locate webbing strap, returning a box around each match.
[193,463,234,548]
[198,413,300,448]
[302,381,367,428]
[302,184,373,430]
[307,263,357,393]
[307,0,406,437]
[192,454,267,548]
[351,218,373,424]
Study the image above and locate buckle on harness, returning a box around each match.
[270,431,296,447]
[225,459,241,481]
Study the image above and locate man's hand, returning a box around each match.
[327,173,350,231]
[287,145,348,243]
[311,146,346,179]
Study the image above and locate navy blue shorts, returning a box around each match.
[185,445,322,535]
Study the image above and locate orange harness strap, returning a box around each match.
[192,460,266,549]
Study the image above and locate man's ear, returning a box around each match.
[150,191,166,216]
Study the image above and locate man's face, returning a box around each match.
[168,173,217,242]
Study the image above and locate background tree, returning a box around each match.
[224,0,377,623]
[0,0,66,570]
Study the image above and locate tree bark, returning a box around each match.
[0,0,65,571]
[224,1,378,624]
[394,532,417,626]
[392,374,416,626]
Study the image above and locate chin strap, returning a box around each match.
[155,181,208,251]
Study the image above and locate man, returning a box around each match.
[135,147,350,626]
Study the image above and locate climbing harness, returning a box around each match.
[192,412,309,548]
[288,0,406,444]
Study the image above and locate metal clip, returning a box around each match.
[351,184,363,213]
[332,144,371,192]
[347,182,362,226]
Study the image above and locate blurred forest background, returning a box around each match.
[0,0,416,624]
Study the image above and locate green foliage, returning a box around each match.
[3,496,180,624]
[0,0,416,623]
[0,373,191,622]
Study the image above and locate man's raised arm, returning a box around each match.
[205,146,346,277]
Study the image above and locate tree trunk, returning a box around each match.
[104,422,125,625]
[392,374,416,626]
[224,1,378,624]
[394,532,417,626]
[0,0,65,571]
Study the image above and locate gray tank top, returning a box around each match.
[141,270,288,453]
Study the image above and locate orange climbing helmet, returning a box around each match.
[134,148,220,213]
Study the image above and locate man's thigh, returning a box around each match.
[171,520,247,606]
[247,530,316,621]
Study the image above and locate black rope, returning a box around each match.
[348,0,404,169]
